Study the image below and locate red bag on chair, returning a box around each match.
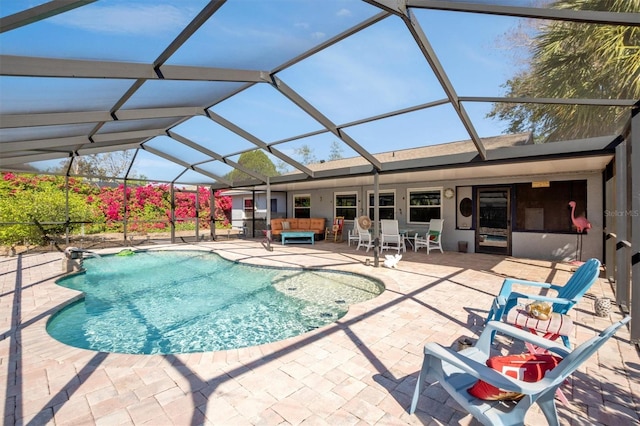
[468,353,562,401]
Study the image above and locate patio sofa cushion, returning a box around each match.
[271,218,326,238]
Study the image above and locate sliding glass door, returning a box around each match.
[476,187,511,255]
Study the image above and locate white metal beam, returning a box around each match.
[459,97,638,107]
[0,107,204,129]
[630,107,640,344]
[614,141,631,321]
[0,0,96,33]
[205,110,314,177]
[0,152,70,166]
[270,76,383,170]
[1,135,88,151]
[143,145,231,186]
[0,55,266,82]
[403,8,487,160]
[154,1,226,69]
[167,131,268,182]
[408,0,640,26]
[91,129,165,143]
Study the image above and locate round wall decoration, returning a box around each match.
[460,197,473,217]
[444,188,455,199]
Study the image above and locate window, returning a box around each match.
[335,192,357,220]
[367,191,395,220]
[270,198,277,213]
[293,194,310,218]
[514,180,587,232]
[407,188,442,223]
[243,198,253,218]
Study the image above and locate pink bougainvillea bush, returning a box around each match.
[0,172,232,245]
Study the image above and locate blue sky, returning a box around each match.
[0,0,534,181]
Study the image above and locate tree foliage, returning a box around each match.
[0,174,96,246]
[328,141,344,161]
[226,150,279,182]
[294,144,317,164]
[488,0,640,142]
[0,173,233,246]
[63,151,144,180]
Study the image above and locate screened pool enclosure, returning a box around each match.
[0,1,639,341]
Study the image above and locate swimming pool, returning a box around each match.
[47,250,384,354]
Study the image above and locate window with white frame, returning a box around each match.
[407,188,442,223]
[367,190,395,220]
[293,194,310,218]
[335,192,357,220]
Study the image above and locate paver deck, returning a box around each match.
[1,240,638,425]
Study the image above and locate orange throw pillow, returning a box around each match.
[468,353,562,401]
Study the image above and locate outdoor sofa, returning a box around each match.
[270,218,326,240]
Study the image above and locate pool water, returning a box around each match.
[47,250,384,354]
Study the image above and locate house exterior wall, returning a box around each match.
[447,172,603,262]
[229,192,288,235]
[228,171,603,262]
[511,174,602,261]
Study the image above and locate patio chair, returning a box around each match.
[414,219,444,253]
[355,216,374,252]
[325,216,344,242]
[410,317,631,425]
[347,223,359,247]
[485,258,601,347]
[381,219,405,253]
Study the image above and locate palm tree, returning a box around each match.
[489,0,639,142]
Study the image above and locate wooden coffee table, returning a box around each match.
[281,231,315,245]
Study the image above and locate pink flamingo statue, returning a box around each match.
[569,201,591,263]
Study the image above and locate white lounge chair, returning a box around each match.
[347,222,359,247]
[355,217,374,252]
[414,219,443,253]
[381,219,405,253]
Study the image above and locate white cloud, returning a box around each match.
[336,8,351,17]
[49,4,192,36]
[310,31,326,40]
[294,22,310,30]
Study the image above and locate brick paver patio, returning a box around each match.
[1,240,638,425]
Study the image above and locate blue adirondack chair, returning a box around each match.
[410,317,630,426]
[485,258,601,347]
